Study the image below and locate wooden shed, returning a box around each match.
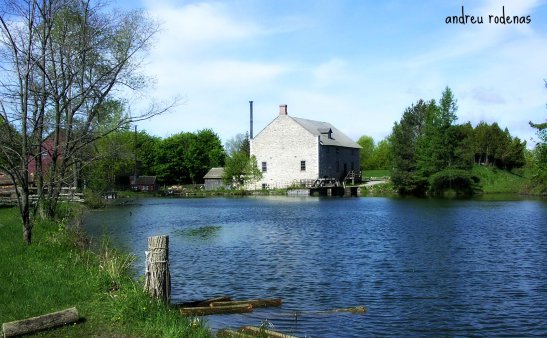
[130,175,158,192]
[203,168,228,190]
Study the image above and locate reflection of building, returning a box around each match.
[203,167,228,190]
[130,175,157,191]
[250,104,361,189]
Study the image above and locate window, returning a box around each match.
[300,160,306,171]
[336,147,340,154]
[336,160,340,172]
[261,162,267,172]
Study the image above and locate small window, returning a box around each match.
[300,160,306,171]
[262,162,267,172]
[336,147,340,154]
[336,160,340,172]
[262,183,268,190]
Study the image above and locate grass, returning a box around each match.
[0,207,212,338]
[362,169,391,178]
[472,165,529,194]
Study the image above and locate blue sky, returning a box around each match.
[122,0,547,146]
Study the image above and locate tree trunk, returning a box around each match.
[2,307,80,337]
[21,192,32,245]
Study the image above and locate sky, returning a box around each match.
[120,0,547,147]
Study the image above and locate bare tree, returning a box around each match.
[0,0,172,244]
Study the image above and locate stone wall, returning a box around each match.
[250,116,319,189]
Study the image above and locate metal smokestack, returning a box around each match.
[249,100,254,139]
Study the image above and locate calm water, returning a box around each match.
[83,196,547,337]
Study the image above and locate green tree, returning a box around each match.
[154,130,225,185]
[357,135,375,170]
[0,0,164,243]
[223,133,260,187]
[369,138,392,170]
[390,99,430,194]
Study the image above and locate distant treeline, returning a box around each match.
[86,129,225,190]
[359,86,545,196]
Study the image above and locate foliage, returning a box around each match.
[357,135,375,169]
[154,129,225,185]
[0,0,166,243]
[389,87,526,196]
[428,168,478,196]
[526,80,547,194]
[225,133,250,157]
[223,133,261,187]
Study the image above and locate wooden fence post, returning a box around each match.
[144,235,171,302]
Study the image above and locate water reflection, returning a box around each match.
[84,196,547,337]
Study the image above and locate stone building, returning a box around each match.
[250,104,361,189]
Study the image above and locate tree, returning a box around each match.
[153,130,225,185]
[390,99,431,194]
[225,133,250,157]
[357,135,375,170]
[0,0,169,244]
[369,138,392,170]
[223,133,260,187]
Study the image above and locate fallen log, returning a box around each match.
[2,307,80,338]
[240,326,298,338]
[175,296,232,308]
[216,328,255,338]
[180,304,253,316]
[319,305,368,314]
[210,298,282,308]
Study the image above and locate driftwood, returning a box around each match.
[318,305,368,314]
[210,298,282,308]
[2,307,80,338]
[175,296,232,308]
[144,235,171,302]
[180,304,253,316]
[216,328,255,338]
[240,326,298,338]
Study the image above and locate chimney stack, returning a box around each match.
[279,104,288,116]
[249,100,254,139]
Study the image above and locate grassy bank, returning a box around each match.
[0,207,212,337]
[472,166,529,194]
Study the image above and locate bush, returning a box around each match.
[428,169,477,196]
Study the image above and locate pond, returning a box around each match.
[83,196,547,337]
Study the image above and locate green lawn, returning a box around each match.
[0,207,212,337]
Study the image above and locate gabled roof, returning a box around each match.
[132,176,157,185]
[291,117,361,149]
[204,167,225,179]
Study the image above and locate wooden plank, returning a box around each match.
[176,296,232,308]
[240,326,298,338]
[319,305,368,314]
[180,304,253,316]
[216,328,255,338]
[210,298,282,308]
[2,307,80,338]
